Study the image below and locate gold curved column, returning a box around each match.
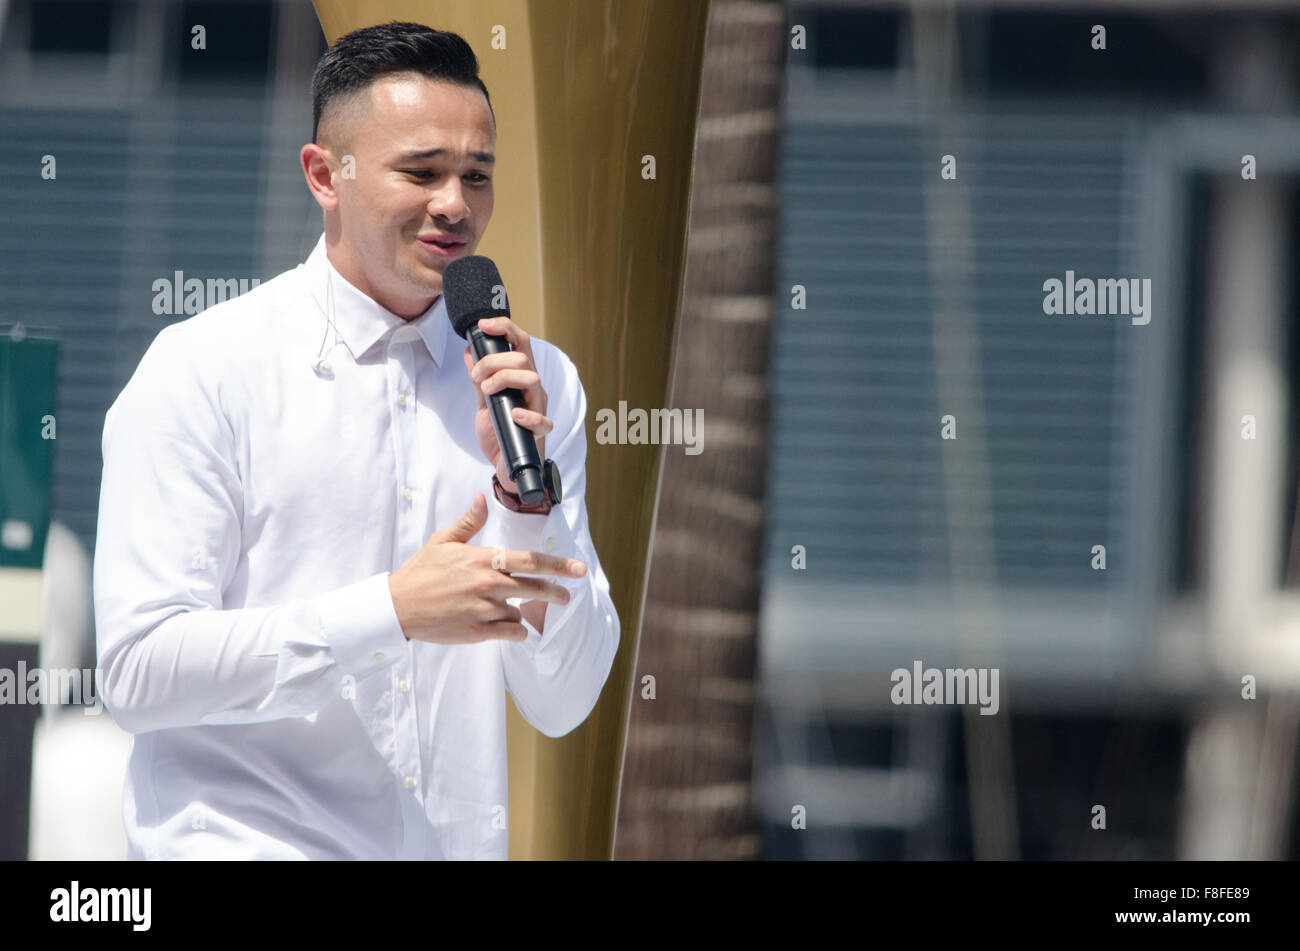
[311,0,708,859]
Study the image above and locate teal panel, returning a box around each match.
[0,336,59,569]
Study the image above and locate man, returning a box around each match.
[93,22,619,860]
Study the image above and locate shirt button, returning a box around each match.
[402,487,413,502]
[404,776,415,790]
[372,652,386,664]
[397,392,408,408]
[544,536,556,552]
[399,679,409,694]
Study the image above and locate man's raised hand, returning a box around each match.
[386,493,586,644]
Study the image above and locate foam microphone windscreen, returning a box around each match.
[443,255,510,338]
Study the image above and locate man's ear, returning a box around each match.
[301,143,341,211]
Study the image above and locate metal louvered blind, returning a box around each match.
[764,115,1141,591]
[0,99,317,558]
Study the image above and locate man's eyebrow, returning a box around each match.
[394,148,495,165]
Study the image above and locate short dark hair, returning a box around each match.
[311,22,493,144]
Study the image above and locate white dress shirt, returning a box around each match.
[92,235,620,860]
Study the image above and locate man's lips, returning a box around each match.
[417,234,468,258]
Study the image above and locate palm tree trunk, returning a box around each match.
[613,0,785,860]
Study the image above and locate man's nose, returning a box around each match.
[428,179,469,223]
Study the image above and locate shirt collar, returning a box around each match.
[302,234,451,367]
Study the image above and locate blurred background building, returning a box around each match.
[0,0,328,860]
[757,0,1300,859]
[2,0,1299,859]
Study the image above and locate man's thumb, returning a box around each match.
[432,493,488,544]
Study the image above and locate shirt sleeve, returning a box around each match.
[93,326,410,736]
[482,349,621,739]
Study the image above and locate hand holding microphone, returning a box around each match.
[444,256,562,509]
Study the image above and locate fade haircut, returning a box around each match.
[311,21,493,145]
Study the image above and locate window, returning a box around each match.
[29,0,113,55]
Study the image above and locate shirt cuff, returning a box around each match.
[315,572,408,680]
[489,495,585,656]
[486,491,578,561]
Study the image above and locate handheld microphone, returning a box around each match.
[443,255,557,507]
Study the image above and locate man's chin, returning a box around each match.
[399,258,446,298]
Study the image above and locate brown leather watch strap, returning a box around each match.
[492,473,553,515]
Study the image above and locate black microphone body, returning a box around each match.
[467,324,546,503]
[443,256,548,505]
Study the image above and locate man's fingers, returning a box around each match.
[501,575,573,607]
[429,493,487,544]
[487,549,585,577]
[479,368,539,398]
[464,347,488,410]
[509,407,554,437]
[476,317,532,360]
[470,351,529,379]
[476,600,523,624]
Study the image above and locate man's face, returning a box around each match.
[326,74,495,317]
